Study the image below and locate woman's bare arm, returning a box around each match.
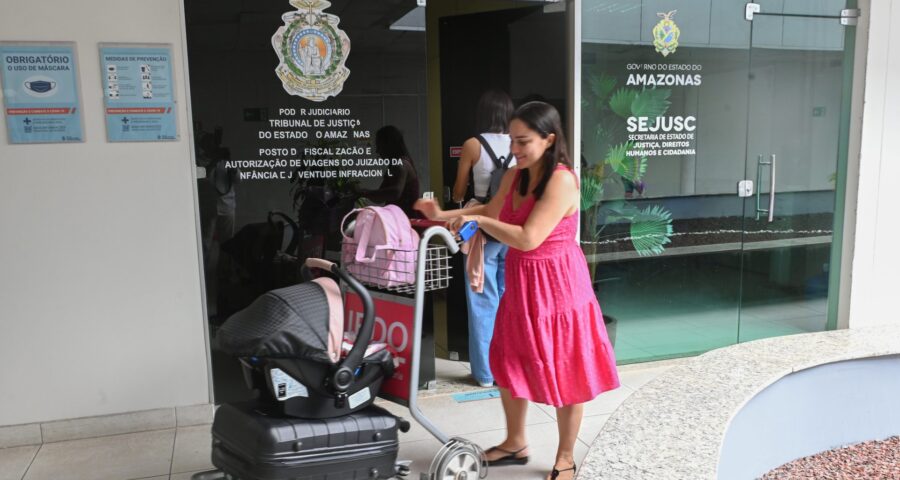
[451,137,481,203]
[451,169,577,251]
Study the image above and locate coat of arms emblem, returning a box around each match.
[652,10,680,57]
[272,0,351,102]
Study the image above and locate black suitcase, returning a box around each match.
[211,402,404,480]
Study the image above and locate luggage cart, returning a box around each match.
[397,220,487,480]
[194,220,487,480]
[345,218,486,479]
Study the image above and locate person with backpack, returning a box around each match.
[450,89,516,388]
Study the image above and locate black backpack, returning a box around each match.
[475,134,513,203]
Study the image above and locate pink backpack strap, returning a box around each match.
[340,207,380,263]
[381,205,415,249]
[340,208,361,240]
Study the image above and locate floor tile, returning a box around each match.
[41,408,175,444]
[171,425,214,474]
[175,404,215,428]
[618,366,672,391]
[396,422,588,480]
[0,424,41,449]
[170,471,213,480]
[23,429,175,480]
[613,346,660,364]
[395,437,446,475]
[463,422,589,479]
[435,358,470,376]
[0,445,39,480]
[740,301,821,322]
[377,393,554,443]
[536,386,635,420]
[577,414,611,446]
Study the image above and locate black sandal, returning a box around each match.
[550,464,576,479]
[483,445,529,466]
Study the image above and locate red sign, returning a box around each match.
[105,107,168,114]
[7,108,71,115]
[449,146,463,158]
[344,290,415,401]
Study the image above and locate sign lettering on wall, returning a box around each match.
[618,9,703,162]
[0,42,84,144]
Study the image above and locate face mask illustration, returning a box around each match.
[24,80,57,94]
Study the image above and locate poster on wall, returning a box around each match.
[99,44,177,142]
[0,42,84,144]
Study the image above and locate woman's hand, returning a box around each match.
[447,214,478,234]
[414,198,444,220]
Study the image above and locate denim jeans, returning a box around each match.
[463,240,508,385]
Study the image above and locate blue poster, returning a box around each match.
[0,43,84,144]
[99,45,178,142]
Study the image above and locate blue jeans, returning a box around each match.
[463,240,507,385]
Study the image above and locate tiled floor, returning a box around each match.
[0,359,676,480]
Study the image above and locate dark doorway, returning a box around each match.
[436,4,567,360]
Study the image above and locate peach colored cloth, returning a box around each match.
[459,198,486,293]
[460,229,487,293]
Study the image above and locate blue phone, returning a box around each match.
[457,220,478,242]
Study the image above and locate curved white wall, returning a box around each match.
[718,355,900,480]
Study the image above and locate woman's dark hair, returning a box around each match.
[512,101,571,199]
[375,125,411,159]
[475,89,514,134]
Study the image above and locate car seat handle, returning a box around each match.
[304,258,335,271]
[329,264,376,395]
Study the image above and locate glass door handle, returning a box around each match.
[756,154,776,222]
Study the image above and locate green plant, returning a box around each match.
[580,69,675,258]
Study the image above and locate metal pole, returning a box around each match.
[406,226,459,445]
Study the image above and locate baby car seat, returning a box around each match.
[216,258,394,419]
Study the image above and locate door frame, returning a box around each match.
[834,0,866,330]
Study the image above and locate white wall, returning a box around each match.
[848,0,900,329]
[0,0,209,425]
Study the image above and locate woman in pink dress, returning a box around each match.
[415,101,619,480]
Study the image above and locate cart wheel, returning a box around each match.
[426,438,486,480]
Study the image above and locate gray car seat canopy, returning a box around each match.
[218,280,338,363]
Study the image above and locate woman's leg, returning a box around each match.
[484,387,530,461]
[549,403,584,479]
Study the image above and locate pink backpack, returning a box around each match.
[340,205,420,288]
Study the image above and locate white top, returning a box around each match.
[472,132,514,198]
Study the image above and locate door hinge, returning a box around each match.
[745,3,761,21]
[841,8,860,26]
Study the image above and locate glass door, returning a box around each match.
[577,0,856,363]
[579,2,755,363]
[738,2,855,342]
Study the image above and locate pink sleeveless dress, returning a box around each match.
[489,167,620,407]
